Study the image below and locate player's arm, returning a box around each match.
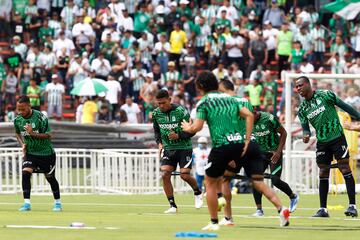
[272,125,287,163]
[239,107,254,157]
[25,116,52,139]
[335,98,360,121]
[171,110,196,140]
[343,121,360,132]
[14,120,26,154]
[298,110,311,143]
[152,117,162,146]
[181,118,205,134]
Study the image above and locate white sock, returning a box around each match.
[349,204,357,209]
[55,199,61,204]
[320,207,328,212]
[24,199,31,204]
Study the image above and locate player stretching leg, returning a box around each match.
[152,90,203,214]
[251,110,298,216]
[182,71,290,230]
[14,95,61,212]
[296,76,360,217]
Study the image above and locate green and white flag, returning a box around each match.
[323,0,360,20]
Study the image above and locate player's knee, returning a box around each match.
[337,160,351,174]
[161,171,171,179]
[22,170,32,179]
[180,172,190,181]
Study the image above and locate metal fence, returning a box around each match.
[0,148,345,195]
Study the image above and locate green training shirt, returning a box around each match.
[298,90,343,143]
[14,110,54,156]
[152,104,193,150]
[253,112,281,152]
[196,92,244,148]
[234,96,253,138]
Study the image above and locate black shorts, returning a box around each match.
[261,152,283,177]
[161,149,193,169]
[207,142,264,178]
[23,153,56,174]
[316,135,349,165]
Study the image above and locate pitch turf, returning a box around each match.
[0,194,359,239]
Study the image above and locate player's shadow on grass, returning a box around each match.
[239,225,360,231]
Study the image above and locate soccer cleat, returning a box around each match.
[279,207,290,227]
[217,197,226,212]
[19,203,31,212]
[195,194,203,209]
[252,209,264,217]
[344,206,358,217]
[53,202,62,212]
[289,194,299,213]
[164,206,177,214]
[219,217,234,226]
[312,208,329,218]
[201,223,220,231]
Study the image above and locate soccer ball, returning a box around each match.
[217,197,226,212]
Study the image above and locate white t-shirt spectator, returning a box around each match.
[101,29,120,42]
[53,37,75,57]
[154,41,171,56]
[120,103,140,123]
[263,28,279,51]
[91,58,112,77]
[45,82,65,106]
[227,36,244,58]
[117,15,134,31]
[105,80,122,104]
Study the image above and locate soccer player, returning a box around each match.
[152,89,203,214]
[251,110,299,216]
[296,76,360,217]
[14,95,62,212]
[182,71,290,230]
[344,121,360,132]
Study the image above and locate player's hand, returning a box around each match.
[181,119,192,132]
[24,123,33,134]
[241,140,250,157]
[228,160,236,168]
[303,134,310,143]
[168,131,179,140]
[271,151,281,164]
[343,121,353,130]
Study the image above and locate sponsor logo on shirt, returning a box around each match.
[307,105,325,119]
[226,133,243,142]
[254,130,271,137]
[159,123,179,129]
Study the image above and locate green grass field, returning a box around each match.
[0,193,359,239]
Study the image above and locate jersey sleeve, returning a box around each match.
[269,114,281,130]
[298,107,311,135]
[196,102,207,120]
[39,114,51,134]
[324,90,338,105]
[152,112,162,145]
[14,119,20,134]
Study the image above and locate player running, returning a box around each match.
[251,110,298,216]
[152,89,203,214]
[182,71,290,230]
[296,76,360,217]
[14,95,62,212]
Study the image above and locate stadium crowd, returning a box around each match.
[0,0,360,124]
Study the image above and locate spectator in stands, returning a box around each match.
[20,62,33,95]
[120,95,141,124]
[249,64,265,83]
[155,33,171,74]
[276,21,292,77]
[1,69,18,108]
[344,88,360,112]
[311,21,326,69]
[226,27,245,72]
[81,97,98,124]
[130,60,147,102]
[162,61,180,89]
[12,36,28,61]
[133,3,150,39]
[261,71,278,115]
[45,74,65,121]
[60,0,79,30]
[245,78,263,111]
[295,26,312,62]
[26,79,41,111]
[169,22,187,69]
[327,52,347,74]
[247,31,267,77]
[331,35,347,61]
[263,20,279,64]
[140,72,157,102]
[329,14,347,39]
[288,41,305,72]
[97,105,112,124]
[91,51,112,80]
[227,63,243,83]
[105,74,122,120]
[53,31,75,57]
[212,60,228,81]
[262,0,284,29]
[72,14,95,49]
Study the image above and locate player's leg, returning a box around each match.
[313,142,332,217]
[160,150,177,213]
[333,136,357,217]
[269,154,299,213]
[219,171,235,225]
[244,142,290,226]
[19,155,34,211]
[43,153,61,211]
[179,150,203,209]
[252,156,269,216]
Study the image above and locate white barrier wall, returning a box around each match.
[0,148,340,195]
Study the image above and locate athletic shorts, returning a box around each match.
[161,149,193,169]
[207,142,263,178]
[261,152,283,177]
[316,135,349,165]
[23,153,56,174]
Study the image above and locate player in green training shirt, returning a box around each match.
[14,95,62,212]
[251,110,298,216]
[152,89,203,214]
[216,79,254,226]
[182,71,290,230]
[296,76,360,218]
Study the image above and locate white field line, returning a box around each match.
[4,225,121,230]
[0,202,321,211]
